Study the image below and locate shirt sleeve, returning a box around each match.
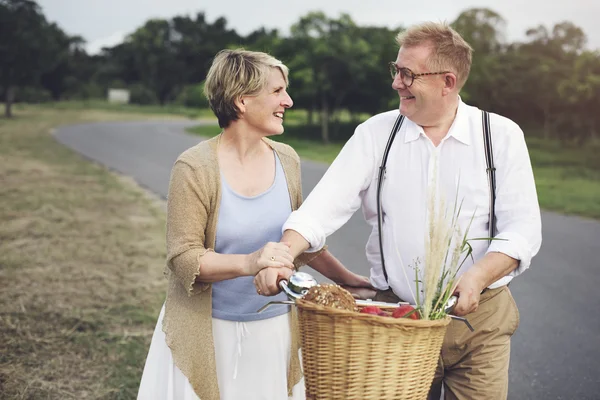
[282,123,378,252]
[289,148,327,266]
[165,160,212,295]
[486,116,542,276]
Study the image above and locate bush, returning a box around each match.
[284,122,358,143]
[69,83,105,100]
[129,84,157,105]
[14,87,53,103]
[175,82,209,109]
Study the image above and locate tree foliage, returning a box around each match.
[3,2,599,144]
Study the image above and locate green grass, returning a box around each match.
[186,124,346,164]
[20,99,598,219]
[186,107,368,164]
[31,100,216,120]
[188,123,600,220]
[526,137,600,219]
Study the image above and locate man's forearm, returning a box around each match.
[308,250,353,284]
[466,252,519,290]
[281,229,310,258]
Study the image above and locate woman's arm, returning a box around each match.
[252,250,375,297]
[195,242,294,283]
[166,160,294,292]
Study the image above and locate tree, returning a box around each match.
[452,8,506,54]
[123,19,186,105]
[0,0,52,117]
[170,13,241,84]
[287,12,378,143]
[243,27,282,53]
[557,51,600,143]
[516,22,588,138]
[452,8,506,111]
[39,25,86,100]
[344,25,400,116]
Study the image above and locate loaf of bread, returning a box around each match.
[302,284,357,311]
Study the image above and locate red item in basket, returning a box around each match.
[360,306,383,315]
[392,305,420,319]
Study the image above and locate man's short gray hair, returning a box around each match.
[396,22,473,89]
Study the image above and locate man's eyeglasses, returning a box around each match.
[388,62,451,87]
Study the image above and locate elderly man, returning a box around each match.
[255,22,542,399]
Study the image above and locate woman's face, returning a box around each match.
[241,68,293,136]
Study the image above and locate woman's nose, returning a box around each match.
[283,92,293,108]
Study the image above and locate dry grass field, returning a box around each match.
[0,106,173,399]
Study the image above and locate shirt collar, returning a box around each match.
[403,97,471,146]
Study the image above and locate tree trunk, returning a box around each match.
[5,86,15,118]
[321,94,329,144]
[542,102,550,140]
[307,108,314,125]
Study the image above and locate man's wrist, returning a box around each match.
[464,265,490,292]
[281,229,310,257]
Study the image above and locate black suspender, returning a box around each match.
[482,111,497,241]
[376,114,405,282]
[376,110,496,284]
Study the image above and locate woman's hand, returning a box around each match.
[244,242,295,276]
[253,266,294,296]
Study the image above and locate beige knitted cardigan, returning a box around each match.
[162,134,317,400]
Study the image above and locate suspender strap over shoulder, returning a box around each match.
[376,111,496,285]
[482,110,497,242]
[376,114,404,283]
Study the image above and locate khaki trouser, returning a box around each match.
[374,286,520,400]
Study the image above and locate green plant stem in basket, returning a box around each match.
[409,165,504,321]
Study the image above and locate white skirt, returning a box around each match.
[137,304,305,400]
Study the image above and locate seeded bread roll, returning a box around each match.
[302,284,357,311]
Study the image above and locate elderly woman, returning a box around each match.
[137,49,371,400]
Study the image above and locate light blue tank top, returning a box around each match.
[212,151,292,321]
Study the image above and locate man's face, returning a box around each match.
[391,45,447,125]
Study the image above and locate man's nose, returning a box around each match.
[392,74,406,90]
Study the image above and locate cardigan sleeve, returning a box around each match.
[166,160,212,295]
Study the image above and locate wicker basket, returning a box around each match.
[296,299,451,400]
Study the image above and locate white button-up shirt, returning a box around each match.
[283,99,542,303]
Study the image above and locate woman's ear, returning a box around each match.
[235,97,246,114]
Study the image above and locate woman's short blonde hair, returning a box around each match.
[396,22,473,89]
[204,49,289,128]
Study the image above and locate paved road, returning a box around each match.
[54,120,600,400]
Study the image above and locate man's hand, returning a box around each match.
[341,286,377,300]
[337,273,372,288]
[452,253,519,316]
[452,270,486,316]
[253,266,294,296]
[307,250,374,293]
[338,274,376,299]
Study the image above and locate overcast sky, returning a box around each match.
[38,0,599,54]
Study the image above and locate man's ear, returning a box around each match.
[442,73,457,96]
